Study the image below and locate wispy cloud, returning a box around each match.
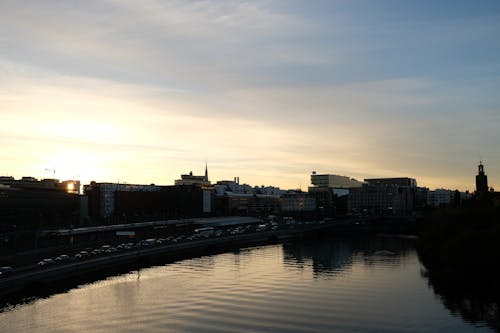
[1,1,499,190]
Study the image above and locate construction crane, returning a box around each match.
[45,168,56,179]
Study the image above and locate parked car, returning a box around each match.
[141,239,157,246]
[105,247,117,253]
[55,254,70,262]
[0,266,14,277]
[38,258,54,266]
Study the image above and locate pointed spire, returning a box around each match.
[205,161,208,182]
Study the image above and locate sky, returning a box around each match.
[1,0,499,191]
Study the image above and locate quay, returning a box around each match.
[0,218,418,304]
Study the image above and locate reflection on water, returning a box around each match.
[0,235,495,333]
[422,264,500,331]
[283,236,415,278]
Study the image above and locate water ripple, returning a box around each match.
[0,237,494,333]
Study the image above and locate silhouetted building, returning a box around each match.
[84,180,214,223]
[349,177,417,216]
[415,187,429,209]
[0,176,81,230]
[364,177,417,188]
[476,162,488,195]
[280,191,316,212]
[115,185,212,221]
[309,172,363,190]
[213,178,283,216]
[427,189,471,207]
[0,179,80,252]
[84,182,162,221]
[215,192,280,216]
[308,172,361,217]
[0,185,80,229]
[175,164,211,187]
[0,176,80,194]
[214,179,283,196]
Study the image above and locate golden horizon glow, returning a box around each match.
[1,2,499,192]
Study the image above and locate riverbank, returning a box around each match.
[1,220,420,307]
[0,224,319,303]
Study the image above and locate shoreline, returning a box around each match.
[0,221,418,307]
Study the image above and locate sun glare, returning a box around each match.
[38,150,105,185]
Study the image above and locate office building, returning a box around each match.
[309,172,363,190]
[349,177,417,216]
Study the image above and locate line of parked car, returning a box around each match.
[34,223,280,267]
[36,242,137,266]
[2,221,291,274]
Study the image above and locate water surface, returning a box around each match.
[0,236,493,332]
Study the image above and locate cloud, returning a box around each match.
[0,0,315,91]
[1,1,499,190]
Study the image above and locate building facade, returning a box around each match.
[280,191,317,212]
[84,182,162,220]
[308,172,361,217]
[349,178,417,216]
[309,172,363,190]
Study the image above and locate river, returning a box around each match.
[0,235,495,332]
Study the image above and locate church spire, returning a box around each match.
[205,161,208,182]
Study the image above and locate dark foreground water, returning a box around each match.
[0,235,494,332]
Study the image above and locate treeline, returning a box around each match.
[418,199,500,284]
[417,198,500,296]
[417,199,500,330]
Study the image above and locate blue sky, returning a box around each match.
[1,1,499,191]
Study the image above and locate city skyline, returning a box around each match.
[1,1,499,191]
[1,162,493,194]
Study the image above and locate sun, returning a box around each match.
[41,149,104,185]
[66,182,75,191]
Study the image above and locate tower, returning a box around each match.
[204,161,209,182]
[475,161,488,195]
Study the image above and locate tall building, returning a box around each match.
[475,162,488,195]
[349,177,417,216]
[308,172,360,217]
[84,182,162,220]
[309,172,363,190]
[84,181,213,222]
[0,177,81,232]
